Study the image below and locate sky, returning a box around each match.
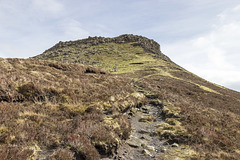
[0,0,240,92]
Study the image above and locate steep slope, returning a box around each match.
[33,34,240,159]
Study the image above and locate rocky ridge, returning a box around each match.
[34,34,171,62]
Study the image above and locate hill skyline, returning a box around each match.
[1,0,240,92]
[34,34,238,91]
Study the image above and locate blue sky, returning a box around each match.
[0,0,240,91]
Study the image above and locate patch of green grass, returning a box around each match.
[34,42,171,74]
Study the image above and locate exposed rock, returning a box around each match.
[171,143,179,147]
[146,145,155,152]
[131,92,145,99]
[115,104,166,159]
[142,149,153,157]
[160,148,167,153]
[35,34,171,62]
[109,96,115,102]
[138,129,151,134]
[126,135,144,148]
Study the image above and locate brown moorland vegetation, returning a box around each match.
[1,34,240,159]
[0,58,146,159]
[33,34,240,159]
[133,69,240,159]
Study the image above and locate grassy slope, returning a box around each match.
[34,42,168,73]
[0,58,146,159]
[34,38,240,159]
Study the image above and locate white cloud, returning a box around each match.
[163,5,240,91]
[184,65,240,88]
[32,0,64,14]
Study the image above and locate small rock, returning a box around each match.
[126,136,143,148]
[142,110,149,114]
[146,145,155,153]
[141,106,149,111]
[172,143,179,147]
[109,96,115,102]
[142,149,152,157]
[138,129,151,134]
[160,148,167,153]
[131,92,145,99]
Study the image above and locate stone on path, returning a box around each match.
[126,135,145,148]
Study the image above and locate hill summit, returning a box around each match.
[34,34,171,63]
[1,34,240,159]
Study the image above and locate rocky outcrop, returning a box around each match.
[34,34,171,62]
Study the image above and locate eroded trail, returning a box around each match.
[103,103,168,160]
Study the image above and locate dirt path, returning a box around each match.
[103,104,168,160]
